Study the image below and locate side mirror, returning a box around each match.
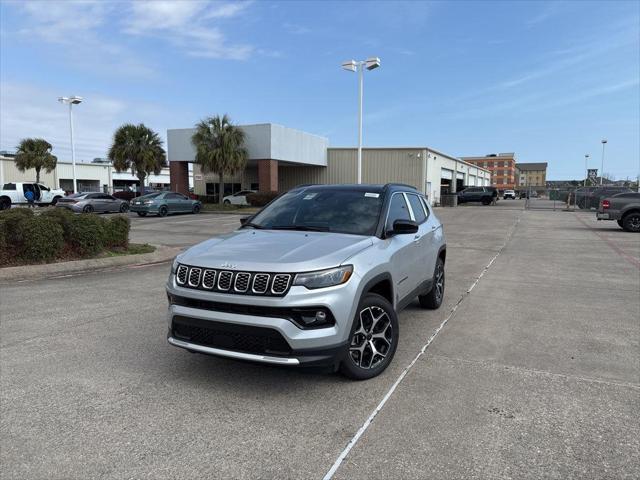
[391,219,419,235]
[240,216,251,226]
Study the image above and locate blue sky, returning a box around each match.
[1,0,638,180]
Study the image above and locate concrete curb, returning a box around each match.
[0,245,183,282]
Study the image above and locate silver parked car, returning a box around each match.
[56,192,130,214]
[166,183,446,380]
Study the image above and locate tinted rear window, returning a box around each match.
[2,183,16,190]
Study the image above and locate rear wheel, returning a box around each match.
[137,212,147,217]
[622,213,640,232]
[83,204,94,213]
[119,202,129,213]
[0,197,10,210]
[340,293,398,380]
[158,205,168,217]
[419,257,445,309]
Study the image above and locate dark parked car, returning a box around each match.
[457,186,497,205]
[56,192,129,213]
[597,192,640,232]
[575,186,633,210]
[129,191,202,217]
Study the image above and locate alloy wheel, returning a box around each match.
[434,262,444,303]
[349,306,393,369]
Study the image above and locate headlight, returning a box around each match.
[293,265,353,289]
[171,258,179,273]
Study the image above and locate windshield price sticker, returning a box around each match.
[364,192,380,198]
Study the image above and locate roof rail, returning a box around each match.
[384,183,417,190]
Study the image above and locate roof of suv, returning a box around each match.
[293,183,417,194]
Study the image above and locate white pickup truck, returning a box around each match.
[0,182,66,210]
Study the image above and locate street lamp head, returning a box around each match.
[58,95,83,105]
[341,60,357,72]
[585,154,589,158]
[365,57,381,70]
[601,139,607,144]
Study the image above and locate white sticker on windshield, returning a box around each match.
[303,193,317,200]
[364,192,380,198]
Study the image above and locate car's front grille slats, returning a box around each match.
[175,265,292,296]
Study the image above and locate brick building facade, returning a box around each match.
[459,153,517,190]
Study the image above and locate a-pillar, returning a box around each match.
[258,159,278,192]
[170,161,189,195]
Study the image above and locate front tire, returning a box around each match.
[482,197,491,205]
[223,199,231,205]
[622,213,640,232]
[158,205,168,217]
[419,257,445,309]
[339,293,398,380]
[192,204,201,214]
[51,196,61,205]
[83,204,94,213]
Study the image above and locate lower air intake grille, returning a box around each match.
[172,316,291,355]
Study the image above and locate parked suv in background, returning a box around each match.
[166,184,446,379]
[597,192,640,232]
[457,186,497,205]
[503,189,516,200]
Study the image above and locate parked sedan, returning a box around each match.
[223,190,256,206]
[129,192,202,217]
[56,192,130,213]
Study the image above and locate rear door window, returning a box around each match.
[406,193,427,223]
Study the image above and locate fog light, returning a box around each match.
[315,311,327,323]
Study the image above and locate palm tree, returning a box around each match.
[14,138,58,183]
[191,115,248,204]
[108,124,166,196]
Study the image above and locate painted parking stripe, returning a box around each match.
[322,215,522,480]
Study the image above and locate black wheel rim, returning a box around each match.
[160,207,167,216]
[349,306,393,369]
[629,215,640,230]
[435,263,444,303]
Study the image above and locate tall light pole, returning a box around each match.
[600,139,607,185]
[341,57,381,184]
[584,154,589,187]
[58,96,83,193]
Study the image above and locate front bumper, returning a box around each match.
[165,272,361,367]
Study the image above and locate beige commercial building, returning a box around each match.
[516,162,548,187]
[170,124,490,205]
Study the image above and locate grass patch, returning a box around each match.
[103,243,156,257]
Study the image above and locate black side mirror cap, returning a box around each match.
[240,216,250,226]
[391,219,419,235]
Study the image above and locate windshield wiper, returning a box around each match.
[270,224,330,232]
[241,222,264,229]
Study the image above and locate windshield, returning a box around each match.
[248,188,384,236]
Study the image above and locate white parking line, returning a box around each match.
[321,215,522,480]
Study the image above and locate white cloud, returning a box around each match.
[123,0,254,60]
[0,82,179,162]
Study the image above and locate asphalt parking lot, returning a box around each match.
[1,206,638,479]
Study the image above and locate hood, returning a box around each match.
[178,229,373,272]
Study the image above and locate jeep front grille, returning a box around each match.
[175,265,293,297]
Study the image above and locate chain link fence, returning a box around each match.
[525,186,637,211]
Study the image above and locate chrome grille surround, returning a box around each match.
[176,265,189,285]
[234,272,251,292]
[252,274,270,294]
[271,274,291,294]
[217,271,233,291]
[188,267,202,287]
[202,270,216,289]
[175,265,293,297]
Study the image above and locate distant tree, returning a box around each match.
[108,124,166,196]
[14,138,58,183]
[191,114,248,204]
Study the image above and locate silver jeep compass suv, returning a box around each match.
[166,184,446,379]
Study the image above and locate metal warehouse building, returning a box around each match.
[168,123,490,205]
